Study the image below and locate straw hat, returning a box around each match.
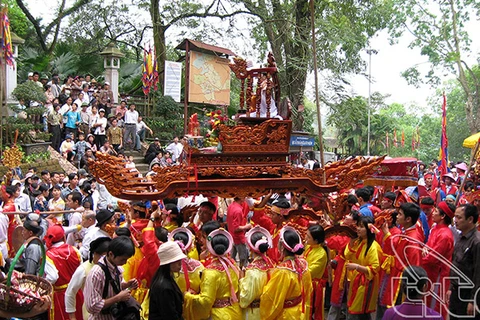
[157,241,187,266]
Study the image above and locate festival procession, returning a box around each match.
[1,0,480,320]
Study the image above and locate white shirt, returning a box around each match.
[66,211,83,247]
[124,109,139,124]
[0,213,9,264]
[93,117,107,135]
[15,193,32,212]
[165,142,183,162]
[136,121,147,133]
[65,260,94,314]
[80,227,111,261]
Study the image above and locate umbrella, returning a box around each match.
[463,132,480,149]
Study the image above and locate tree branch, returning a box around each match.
[15,0,47,51]
[44,0,92,36]
[166,9,258,29]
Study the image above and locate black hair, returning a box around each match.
[250,232,269,254]
[384,192,396,202]
[199,201,216,213]
[115,227,131,238]
[173,231,189,247]
[68,173,78,181]
[150,264,180,302]
[52,185,62,191]
[202,220,220,236]
[89,237,111,263]
[357,216,375,256]
[347,194,358,205]
[461,204,479,224]
[211,234,229,255]
[364,185,375,198]
[41,170,49,176]
[308,225,325,244]
[465,181,475,192]
[402,266,429,300]
[350,210,361,222]
[420,197,435,206]
[155,226,169,242]
[39,184,49,192]
[108,236,135,258]
[437,202,455,226]
[355,188,370,202]
[283,229,304,256]
[165,203,183,227]
[5,185,17,197]
[312,162,321,169]
[400,202,420,225]
[69,191,82,204]
[24,219,43,236]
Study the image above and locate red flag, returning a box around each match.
[401,130,405,147]
[416,127,420,148]
[386,132,389,149]
[439,93,449,177]
[394,129,398,147]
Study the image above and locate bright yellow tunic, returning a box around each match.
[260,257,313,320]
[304,244,328,320]
[239,256,273,320]
[344,238,382,314]
[184,258,242,320]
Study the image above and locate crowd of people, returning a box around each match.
[1,155,480,320]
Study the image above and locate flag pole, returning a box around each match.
[309,0,325,181]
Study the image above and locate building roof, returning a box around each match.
[176,39,236,57]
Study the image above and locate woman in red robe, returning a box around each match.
[421,201,455,319]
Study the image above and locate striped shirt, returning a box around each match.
[84,256,124,320]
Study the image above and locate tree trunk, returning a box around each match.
[150,0,165,93]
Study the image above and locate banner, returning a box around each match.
[439,93,449,177]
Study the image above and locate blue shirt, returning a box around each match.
[359,203,373,217]
[64,111,81,129]
[419,211,430,243]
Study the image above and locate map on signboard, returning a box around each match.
[188,51,231,105]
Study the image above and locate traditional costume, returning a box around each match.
[184,228,242,320]
[259,226,312,320]
[421,202,454,319]
[326,234,350,316]
[380,224,423,308]
[239,226,274,320]
[45,224,83,320]
[170,227,205,320]
[304,242,328,320]
[344,237,382,315]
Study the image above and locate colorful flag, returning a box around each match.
[416,127,420,148]
[386,132,389,149]
[1,7,15,68]
[439,93,449,177]
[394,129,398,147]
[142,46,155,95]
[401,130,405,147]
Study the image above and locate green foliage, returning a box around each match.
[12,81,46,106]
[22,151,50,164]
[145,94,185,141]
[3,0,30,38]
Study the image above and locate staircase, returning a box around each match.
[124,145,149,175]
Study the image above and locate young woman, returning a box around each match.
[184,228,242,320]
[150,240,187,319]
[240,226,275,320]
[344,216,382,320]
[304,224,329,320]
[260,226,313,320]
[170,227,204,294]
[86,134,98,153]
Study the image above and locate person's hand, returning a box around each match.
[467,302,474,315]
[422,246,429,257]
[126,278,139,290]
[116,289,131,302]
[330,259,338,270]
[380,221,389,235]
[345,263,359,271]
[446,290,451,303]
